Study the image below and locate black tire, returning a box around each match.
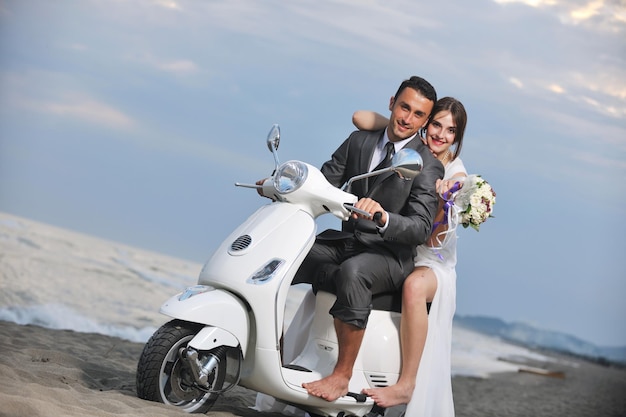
[136,319,226,413]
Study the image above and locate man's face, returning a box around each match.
[387,88,434,142]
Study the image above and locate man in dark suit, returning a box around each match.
[295,76,444,401]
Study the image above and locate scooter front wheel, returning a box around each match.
[136,319,226,413]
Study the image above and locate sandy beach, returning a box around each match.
[1,319,625,417]
[0,320,286,417]
[1,212,625,417]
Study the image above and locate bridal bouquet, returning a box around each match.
[430,175,496,257]
[453,174,496,231]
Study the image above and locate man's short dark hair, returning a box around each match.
[394,76,437,105]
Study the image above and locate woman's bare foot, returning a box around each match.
[362,383,414,408]
[302,373,350,402]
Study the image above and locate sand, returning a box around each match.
[0,320,285,417]
[1,320,625,417]
[1,212,625,416]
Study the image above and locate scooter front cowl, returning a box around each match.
[160,285,250,355]
[197,203,317,351]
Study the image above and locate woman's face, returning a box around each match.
[424,110,456,158]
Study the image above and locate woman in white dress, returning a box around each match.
[354,97,468,416]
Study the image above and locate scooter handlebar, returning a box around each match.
[344,204,384,226]
[237,162,359,220]
[343,203,372,218]
[234,182,263,189]
[235,178,284,202]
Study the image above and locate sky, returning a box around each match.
[0,0,625,347]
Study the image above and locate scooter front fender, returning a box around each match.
[160,286,249,355]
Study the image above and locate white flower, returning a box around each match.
[453,175,496,231]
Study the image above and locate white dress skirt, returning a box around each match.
[403,156,466,417]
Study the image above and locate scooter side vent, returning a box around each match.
[231,234,252,251]
[367,374,390,387]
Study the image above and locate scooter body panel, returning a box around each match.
[284,290,402,388]
[198,203,317,352]
[159,288,250,354]
[242,347,375,417]
[188,325,239,351]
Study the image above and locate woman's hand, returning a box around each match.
[436,178,463,199]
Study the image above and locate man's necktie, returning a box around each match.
[373,141,395,172]
[369,141,395,188]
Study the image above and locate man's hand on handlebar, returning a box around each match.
[352,197,386,227]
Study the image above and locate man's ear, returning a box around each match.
[388,96,395,111]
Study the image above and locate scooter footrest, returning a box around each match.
[346,391,367,403]
[282,364,312,372]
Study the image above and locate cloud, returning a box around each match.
[155,59,198,76]
[154,0,181,10]
[1,69,135,130]
[563,71,626,119]
[497,54,625,121]
[570,148,626,171]
[61,101,132,128]
[23,95,135,129]
[492,0,626,32]
[563,0,626,32]
[570,0,604,21]
[493,0,557,6]
[122,51,200,77]
[570,70,626,101]
[509,77,525,89]
[187,0,441,67]
[547,84,565,94]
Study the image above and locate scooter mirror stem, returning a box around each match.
[342,167,393,192]
[266,124,281,169]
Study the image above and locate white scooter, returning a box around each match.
[136,125,423,417]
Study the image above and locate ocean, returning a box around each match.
[0,211,551,378]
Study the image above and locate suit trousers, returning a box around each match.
[293,236,406,329]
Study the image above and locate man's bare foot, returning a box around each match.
[362,383,414,408]
[302,373,350,402]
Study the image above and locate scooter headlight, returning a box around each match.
[274,161,308,194]
[247,259,285,285]
[178,285,215,301]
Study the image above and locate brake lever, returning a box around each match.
[343,203,373,218]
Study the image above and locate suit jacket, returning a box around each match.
[319,129,444,273]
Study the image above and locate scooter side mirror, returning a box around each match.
[266,124,281,168]
[342,148,423,192]
[391,148,423,180]
[266,124,280,152]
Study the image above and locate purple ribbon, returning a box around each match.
[431,181,462,234]
[430,181,462,261]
